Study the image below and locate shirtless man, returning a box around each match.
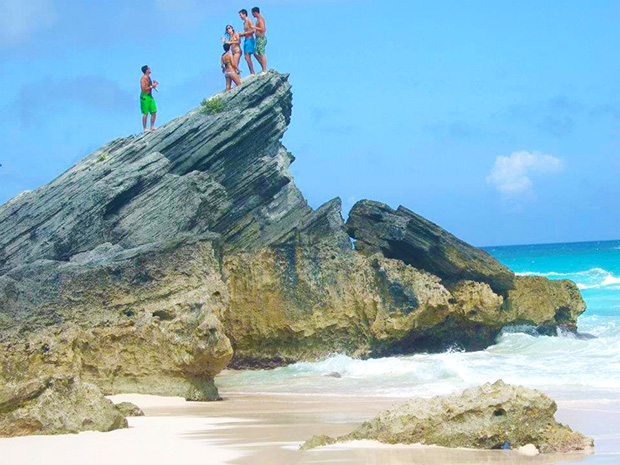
[238,9,258,75]
[251,7,267,73]
[140,65,158,132]
[221,44,242,92]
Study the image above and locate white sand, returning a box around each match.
[0,394,247,465]
[0,392,612,465]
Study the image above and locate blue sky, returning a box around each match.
[0,0,618,246]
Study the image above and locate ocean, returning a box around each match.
[217,239,620,400]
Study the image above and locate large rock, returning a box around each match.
[0,375,127,437]
[114,402,144,417]
[302,380,593,454]
[0,236,233,400]
[0,71,588,383]
[504,276,586,333]
[346,201,515,294]
[0,72,305,273]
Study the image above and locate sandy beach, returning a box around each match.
[1,385,619,465]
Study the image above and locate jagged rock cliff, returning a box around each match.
[0,71,586,399]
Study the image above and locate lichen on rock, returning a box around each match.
[301,380,593,453]
[114,402,144,417]
[0,375,127,437]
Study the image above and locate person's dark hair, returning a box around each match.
[141,65,149,74]
[225,24,234,34]
[251,7,260,14]
[223,43,231,52]
[239,9,248,16]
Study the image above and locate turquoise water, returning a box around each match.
[218,240,620,397]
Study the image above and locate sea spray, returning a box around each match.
[219,240,620,399]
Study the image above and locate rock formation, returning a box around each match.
[114,402,144,417]
[0,71,587,400]
[301,380,594,453]
[0,375,127,437]
[346,200,514,294]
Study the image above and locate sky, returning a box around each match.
[0,0,618,246]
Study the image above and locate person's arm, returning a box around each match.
[255,19,266,34]
[229,34,240,45]
[141,77,158,93]
[141,77,149,93]
[239,19,255,36]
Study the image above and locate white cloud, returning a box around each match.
[0,0,56,46]
[486,151,563,196]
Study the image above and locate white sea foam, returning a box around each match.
[217,318,620,399]
[517,268,620,290]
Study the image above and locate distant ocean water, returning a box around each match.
[217,240,620,399]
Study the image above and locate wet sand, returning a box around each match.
[1,390,618,464]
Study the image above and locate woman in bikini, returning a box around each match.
[221,43,241,92]
[222,25,242,73]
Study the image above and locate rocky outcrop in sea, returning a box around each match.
[0,71,587,401]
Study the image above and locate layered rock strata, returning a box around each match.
[346,200,514,294]
[0,71,587,396]
[301,380,594,453]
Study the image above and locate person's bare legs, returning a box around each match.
[231,72,242,88]
[256,53,267,73]
[150,112,156,131]
[142,114,148,133]
[234,52,242,73]
[226,76,232,92]
[245,53,255,75]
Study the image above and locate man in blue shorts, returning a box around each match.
[238,9,258,75]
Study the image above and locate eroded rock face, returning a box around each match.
[0,375,127,437]
[301,380,593,453]
[0,236,232,400]
[346,200,515,295]
[0,71,588,389]
[504,276,586,333]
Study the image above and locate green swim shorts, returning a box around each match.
[140,93,157,114]
[256,36,267,56]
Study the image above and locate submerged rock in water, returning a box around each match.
[0,375,127,437]
[301,380,593,454]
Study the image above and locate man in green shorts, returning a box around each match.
[252,7,268,73]
[140,65,158,132]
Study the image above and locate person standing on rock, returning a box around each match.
[221,44,242,92]
[222,25,242,73]
[140,65,158,133]
[238,9,258,75]
[251,7,267,73]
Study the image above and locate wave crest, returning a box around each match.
[516,268,620,290]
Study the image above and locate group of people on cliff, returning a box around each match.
[221,7,268,91]
[139,7,267,132]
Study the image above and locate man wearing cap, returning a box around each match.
[140,65,158,132]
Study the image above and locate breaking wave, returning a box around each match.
[516,268,620,290]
